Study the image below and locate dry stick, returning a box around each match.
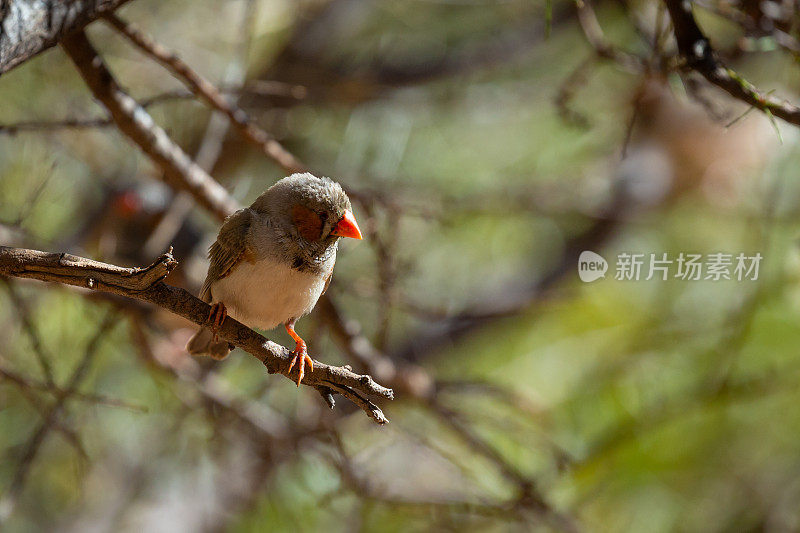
[104,14,307,174]
[663,0,800,127]
[60,31,239,223]
[0,246,393,424]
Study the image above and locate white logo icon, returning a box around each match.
[578,251,608,282]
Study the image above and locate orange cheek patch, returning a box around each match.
[291,204,323,241]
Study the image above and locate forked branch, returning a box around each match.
[0,246,393,424]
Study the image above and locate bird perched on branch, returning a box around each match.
[186,173,362,385]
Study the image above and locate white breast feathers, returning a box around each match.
[209,256,330,331]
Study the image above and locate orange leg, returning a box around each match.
[208,302,227,342]
[285,319,313,386]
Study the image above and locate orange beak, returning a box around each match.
[331,210,362,240]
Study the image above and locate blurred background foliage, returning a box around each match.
[3,0,800,531]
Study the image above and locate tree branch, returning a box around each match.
[663,0,800,126]
[0,0,131,75]
[104,14,307,174]
[0,246,394,424]
[60,30,239,222]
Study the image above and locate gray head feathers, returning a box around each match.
[254,173,350,219]
[251,173,352,272]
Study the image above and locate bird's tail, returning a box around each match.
[185,327,232,360]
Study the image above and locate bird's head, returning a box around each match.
[258,173,362,253]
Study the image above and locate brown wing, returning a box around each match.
[199,208,254,302]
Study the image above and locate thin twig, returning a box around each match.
[104,14,307,174]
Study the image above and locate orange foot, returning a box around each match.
[208,302,227,342]
[285,320,313,386]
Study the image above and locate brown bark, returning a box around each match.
[0,0,131,75]
[0,246,393,424]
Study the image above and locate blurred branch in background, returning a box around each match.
[0,83,307,135]
[60,30,239,221]
[103,13,307,174]
[0,311,119,522]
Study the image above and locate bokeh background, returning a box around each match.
[3,0,800,531]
